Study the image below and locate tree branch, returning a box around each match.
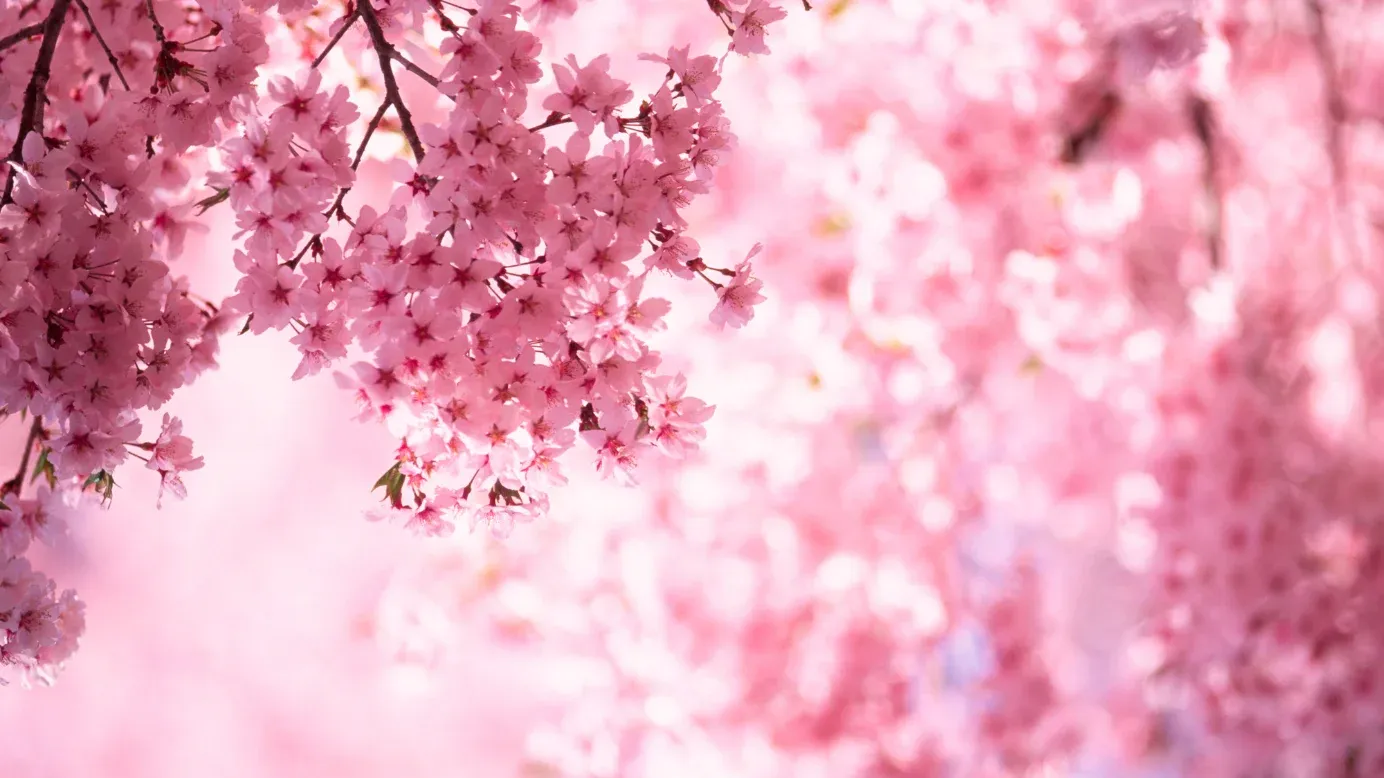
[0,22,43,55]
[311,9,359,69]
[1306,0,1346,188]
[2,0,74,208]
[73,0,129,90]
[353,100,390,170]
[281,99,389,270]
[527,111,573,132]
[356,0,426,162]
[1189,94,1223,270]
[1,417,44,500]
[391,49,444,92]
[144,0,166,43]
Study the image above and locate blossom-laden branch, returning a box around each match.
[72,0,130,90]
[211,0,791,543]
[0,0,801,687]
[356,0,426,162]
[1305,0,1346,189]
[0,419,44,501]
[0,23,43,55]
[2,0,72,208]
[310,9,358,68]
[0,0,257,684]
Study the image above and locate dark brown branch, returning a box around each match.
[1060,90,1120,165]
[2,0,73,208]
[67,169,109,212]
[1188,94,1223,270]
[353,101,390,170]
[1306,0,1346,188]
[73,0,129,90]
[527,111,572,132]
[356,0,426,162]
[703,0,735,33]
[281,100,388,270]
[1,417,44,500]
[0,22,43,54]
[311,9,359,69]
[144,0,165,43]
[390,50,444,92]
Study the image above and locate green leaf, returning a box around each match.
[194,187,231,216]
[30,448,56,489]
[372,462,406,510]
[82,470,118,505]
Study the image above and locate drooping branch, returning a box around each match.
[0,22,43,55]
[73,0,129,90]
[352,100,391,170]
[390,49,444,91]
[1,417,44,500]
[1060,89,1120,165]
[280,98,389,271]
[1305,0,1346,189]
[2,0,74,208]
[144,0,166,43]
[1188,94,1223,270]
[527,111,574,132]
[356,0,426,162]
[311,9,359,68]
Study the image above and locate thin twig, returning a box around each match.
[1306,0,1346,188]
[67,169,109,212]
[353,101,390,169]
[527,111,572,132]
[73,0,130,89]
[1,417,43,500]
[356,0,426,162]
[1061,89,1120,165]
[2,0,74,208]
[390,50,444,91]
[311,9,359,68]
[144,0,166,43]
[281,99,388,270]
[1188,94,1222,270]
[0,22,43,55]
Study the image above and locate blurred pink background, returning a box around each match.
[0,182,560,775]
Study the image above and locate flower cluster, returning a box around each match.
[0,0,256,682]
[0,0,792,684]
[357,0,1384,776]
[220,0,770,537]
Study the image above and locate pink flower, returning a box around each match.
[729,0,788,56]
[709,246,767,329]
[1109,8,1206,83]
[147,414,204,506]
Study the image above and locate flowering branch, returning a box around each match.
[356,0,426,161]
[0,419,43,501]
[1305,0,1346,186]
[390,50,443,90]
[2,0,72,207]
[143,0,166,44]
[1189,94,1222,269]
[72,0,130,90]
[311,10,358,68]
[0,23,43,55]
